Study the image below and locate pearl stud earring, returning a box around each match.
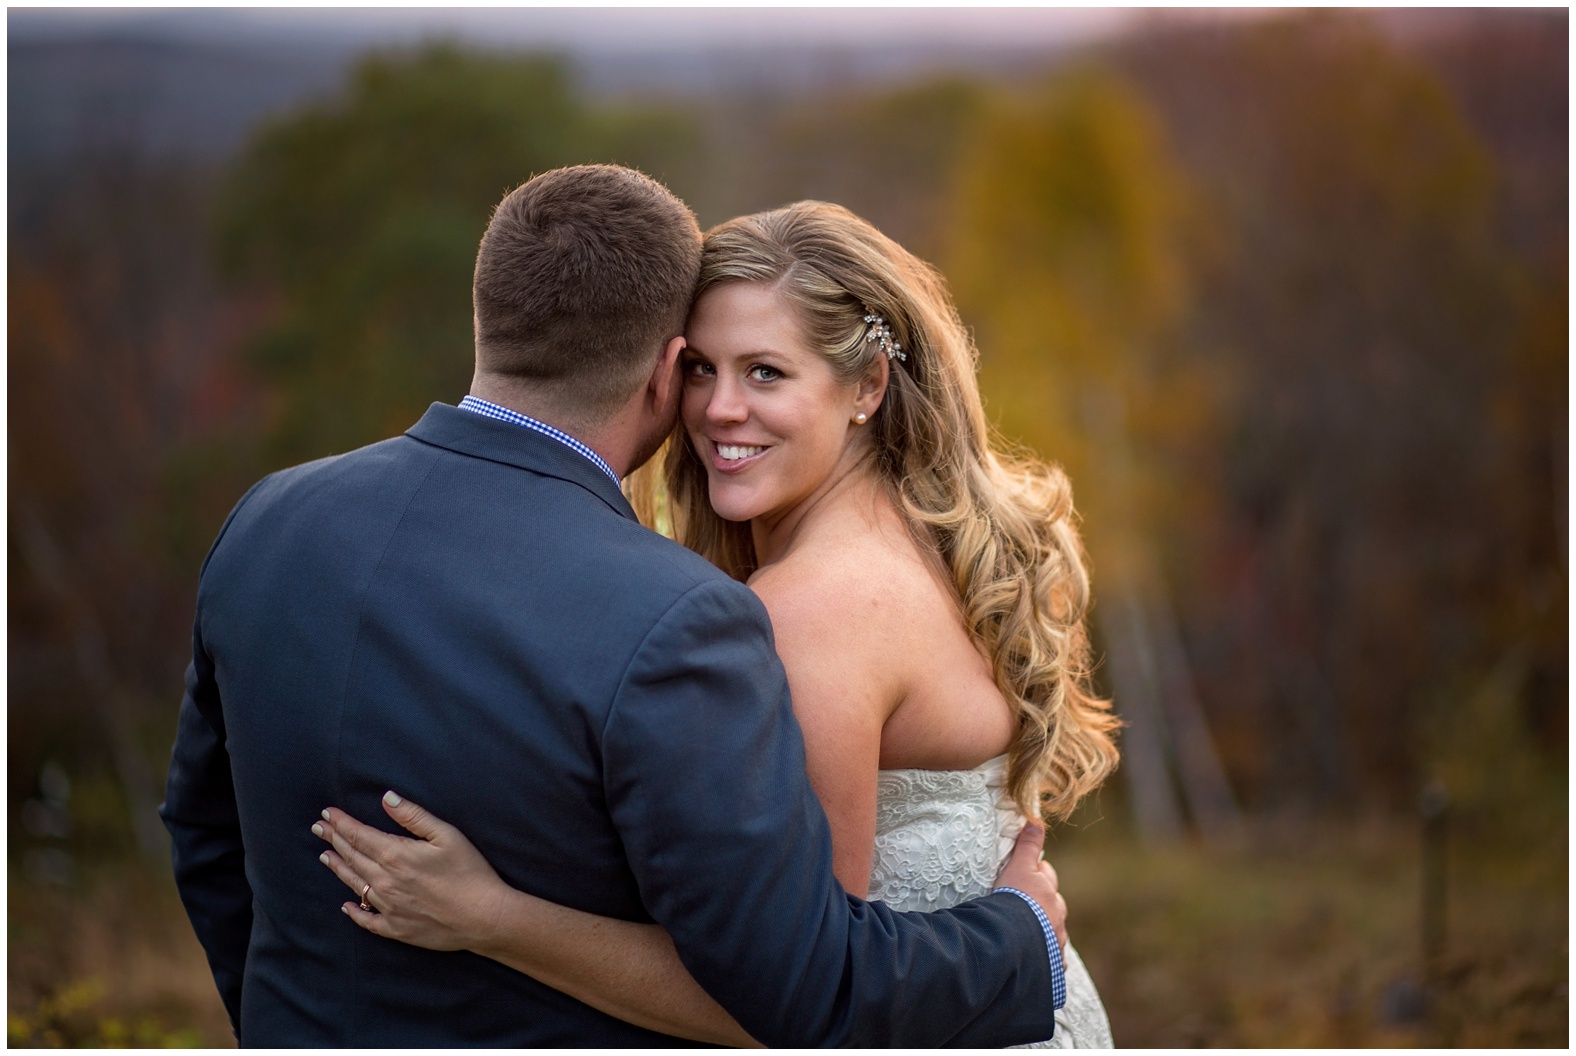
[855,412,868,424]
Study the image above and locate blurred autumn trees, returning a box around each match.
[9,11,1566,864]
[217,46,704,464]
[11,153,256,868]
[1108,16,1566,840]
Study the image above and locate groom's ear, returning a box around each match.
[648,334,687,411]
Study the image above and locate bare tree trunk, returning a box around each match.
[1104,587,1186,844]
[1084,381,1239,843]
[1148,583,1245,843]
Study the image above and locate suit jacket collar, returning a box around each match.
[406,402,638,522]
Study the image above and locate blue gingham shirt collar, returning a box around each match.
[458,395,620,488]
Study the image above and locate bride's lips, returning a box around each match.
[708,439,770,474]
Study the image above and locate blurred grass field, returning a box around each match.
[9,813,1566,1047]
[8,864,231,1047]
[1055,815,1568,1047]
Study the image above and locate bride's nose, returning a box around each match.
[705,374,748,425]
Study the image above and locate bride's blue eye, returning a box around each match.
[748,365,783,382]
[685,359,716,377]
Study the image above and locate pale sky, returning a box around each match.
[11,6,1158,52]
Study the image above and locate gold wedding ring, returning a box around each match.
[359,883,374,913]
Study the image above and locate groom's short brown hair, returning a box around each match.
[473,165,702,415]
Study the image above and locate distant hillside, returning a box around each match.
[8,9,1561,185]
[9,36,355,162]
[8,30,1079,166]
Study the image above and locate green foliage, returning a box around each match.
[217,44,702,464]
[739,78,989,255]
[220,46,579,287]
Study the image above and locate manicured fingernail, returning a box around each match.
[319,851,329,864]
[341,904,349,915]
[311,823,324,837]
[321,809,331,821]
[383,791,402,807]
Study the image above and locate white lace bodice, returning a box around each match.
[867,755,1024,911]
[867,754,1113,1048]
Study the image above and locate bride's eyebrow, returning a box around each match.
[684,343,790,363]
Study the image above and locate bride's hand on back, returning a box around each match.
[313,791,510,952]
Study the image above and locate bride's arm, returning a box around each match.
[314,796,759,1048]
[747,562,897,897]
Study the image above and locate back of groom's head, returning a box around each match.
[473,165,702,417]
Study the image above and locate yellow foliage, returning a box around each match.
[951,67,1191,358]
[946,65,1213,588]
[7,977,205,1048]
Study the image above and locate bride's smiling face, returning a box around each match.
[682,282,866,526]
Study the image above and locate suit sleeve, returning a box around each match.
[158,482,267,1039]
[601,578,1057,1047]
[161,649,251,1036]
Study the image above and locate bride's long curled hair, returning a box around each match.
[635,201,1119,822]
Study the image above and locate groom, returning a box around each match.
[161,164,1066,1046]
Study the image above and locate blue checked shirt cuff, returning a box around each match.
[996,886,1067,1011]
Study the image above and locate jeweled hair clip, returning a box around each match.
[863,309,907,362]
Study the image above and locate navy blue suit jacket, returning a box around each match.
[160,402,1057,1046]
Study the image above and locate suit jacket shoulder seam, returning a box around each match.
[597,577,742,747]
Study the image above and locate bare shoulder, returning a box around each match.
[748,519,956,695]
[752,527,932,639]
[750,503,1015,768]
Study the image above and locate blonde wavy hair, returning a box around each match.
[631,201,1119,822]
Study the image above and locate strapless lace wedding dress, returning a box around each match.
[868,754,1114,1048]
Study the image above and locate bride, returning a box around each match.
[314,201,1121,1046]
